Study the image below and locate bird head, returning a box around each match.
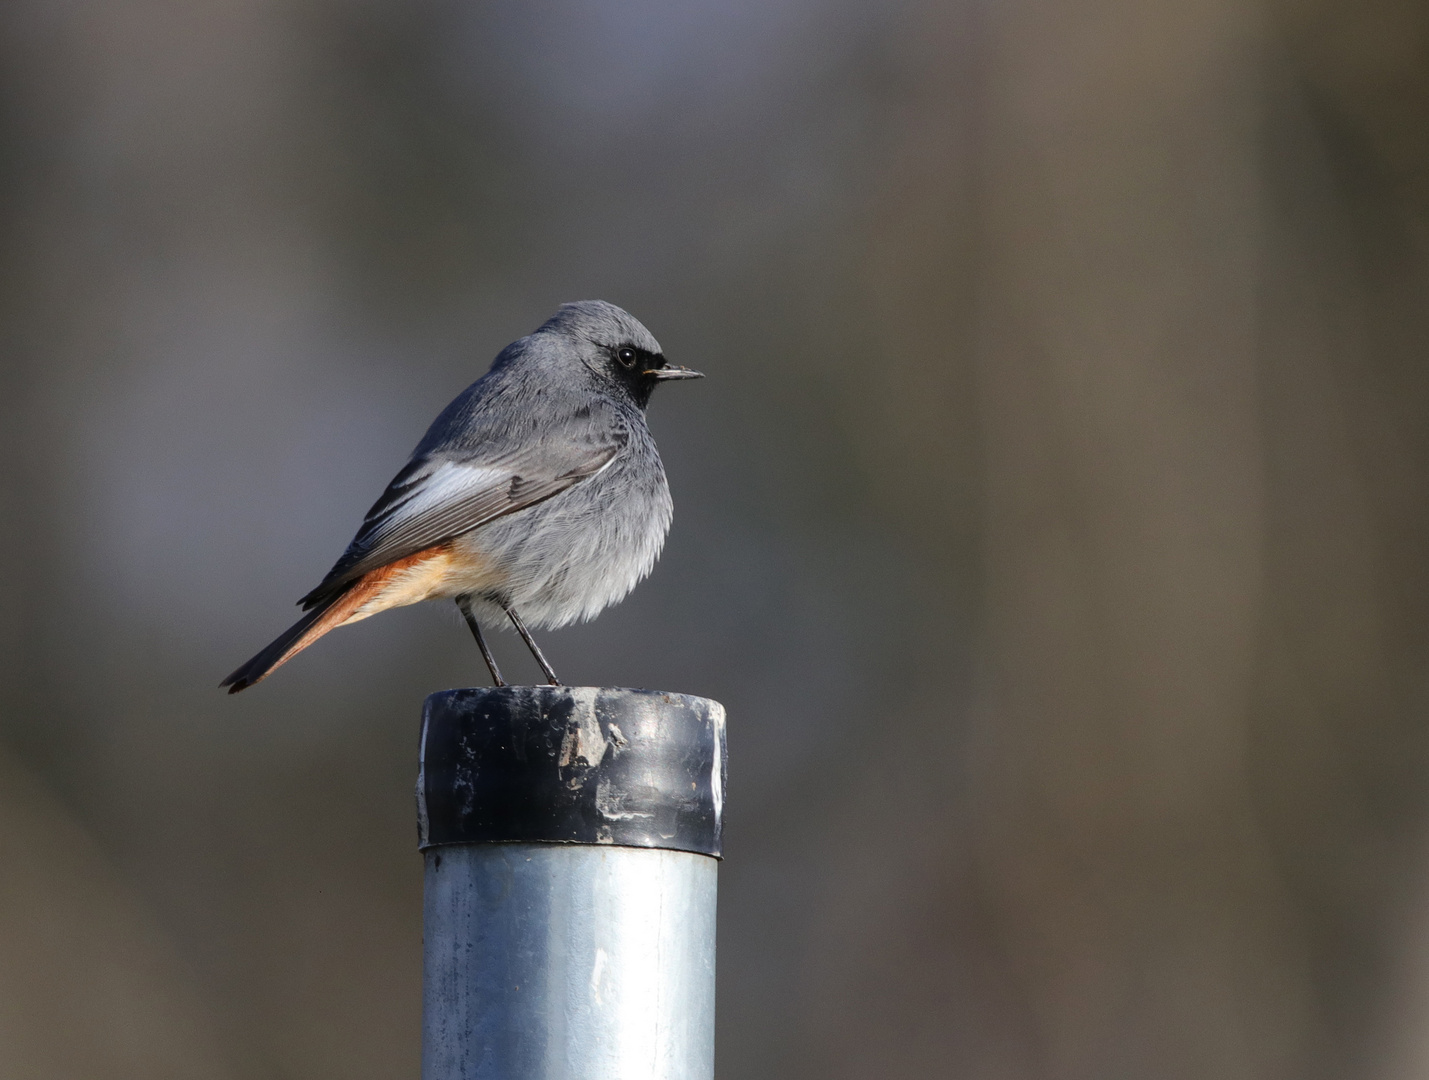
[538,300,703,409]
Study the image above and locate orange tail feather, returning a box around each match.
[221,547,448,693]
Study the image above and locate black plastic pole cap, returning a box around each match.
[417,686,727,858]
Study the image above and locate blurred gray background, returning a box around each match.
[1,0,1428,1077]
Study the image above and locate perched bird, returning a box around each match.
[222,301,701,693]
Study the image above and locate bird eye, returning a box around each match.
[616,347,638,368]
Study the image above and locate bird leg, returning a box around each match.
[456,595,505,687]
[502,603,561,686]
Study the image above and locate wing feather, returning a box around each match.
[300,408,625,608]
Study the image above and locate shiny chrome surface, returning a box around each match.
[423,844,717,1080]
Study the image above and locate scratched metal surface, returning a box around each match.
[418,686,726,855]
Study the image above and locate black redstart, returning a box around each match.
[222,301,701,692]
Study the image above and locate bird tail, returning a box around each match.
[222,544,456,693]
[221,588,355,693]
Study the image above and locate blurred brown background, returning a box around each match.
[1,0,1427,1077]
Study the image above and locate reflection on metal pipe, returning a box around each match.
[417,686,726,1080]
[424,845,716,1080]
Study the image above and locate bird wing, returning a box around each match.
[299,407,626,608]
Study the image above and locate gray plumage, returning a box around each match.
[223,301,700,692]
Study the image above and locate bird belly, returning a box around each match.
[452,452,673,630]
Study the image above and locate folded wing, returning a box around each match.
[300,406,626,609]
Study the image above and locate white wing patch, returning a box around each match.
[386,461,511,524]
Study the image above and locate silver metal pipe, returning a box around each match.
[417,686,726,1080]
[423,844,717,1080]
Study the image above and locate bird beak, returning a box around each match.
[646,364,704,381]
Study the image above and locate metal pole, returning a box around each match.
[418,686,726,1080]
